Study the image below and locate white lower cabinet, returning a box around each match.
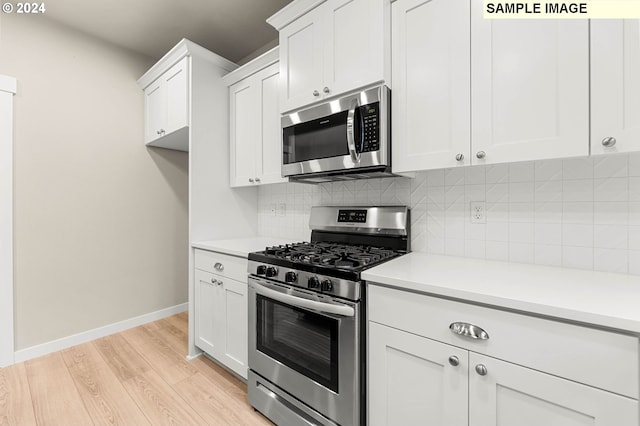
[368,285,639,426]
[194,249,248,379]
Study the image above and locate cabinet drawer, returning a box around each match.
[369,285,639,399]
[194,249,247,282]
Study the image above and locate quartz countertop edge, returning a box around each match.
[361,253,640,335]
[192,237,292,258]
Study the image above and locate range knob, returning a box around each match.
[308,276,320,289]
[256,265,266,275]
[285,271,297,283]
[321,279,333,292]
[265,266,278,278]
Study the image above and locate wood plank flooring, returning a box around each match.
[0,312,273,425]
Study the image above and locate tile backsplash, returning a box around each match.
[258,152,640,275]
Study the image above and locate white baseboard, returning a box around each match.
[14,303,188,364]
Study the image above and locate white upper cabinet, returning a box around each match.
[471,12,589,165]
[391,0,470,173]
[591,19,640,155]
[142,57,189,150]
[270,0,390,113]
[391,0,589,172]
[224,48,287,188]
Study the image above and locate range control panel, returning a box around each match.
[337,209,367,223]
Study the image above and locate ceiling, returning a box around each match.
[43,0,293,63]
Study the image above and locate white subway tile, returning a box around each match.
[594,202,628,225]
[445,185,465,207]
[509,162,534,182]
[445,167,465,187]
[594,177,628,202]
[630,177,640,201]
[594,248,628,273]
[534,244,563,266]
[630,202,640,226]
[629,153,640,176]
[486,164,509,184]
[594,225,628,249]
[509,181,535,203]
[629,250,640,275]
[426,237,445,254]
[465,166,486,185]
[445,238,465,256]
[594,155,628,179]
[563,246,594,270]
[487,202,509,223]
[535,202,563,224]
[509,203,535,223]
[534,159,563,181]
[486,241,509,261]
[465,240,486,259]
[509,223,534,243]
[563,179,594,202]
[562,202,593,224]
[486,183,509,203]
[465,222,486,241]
[509,243,535,264]
[563,157,593,180]
[465,184,486,203]
[426,169,445,187]
[534,180,563,203]
[445,216,465,240]
[411,233,428,253]
[629,226,640,251]
[486,222,509,242]
[562,223,593,247]
[426,186,445,207]
[535,223,562,245]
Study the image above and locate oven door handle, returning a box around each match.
[253,283,355,317]
[346,98,361,164]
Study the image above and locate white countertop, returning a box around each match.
[362,253,640,334]
[192,237,291,258]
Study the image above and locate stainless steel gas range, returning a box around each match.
[247,206,410,426]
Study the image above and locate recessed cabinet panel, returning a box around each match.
[144,81,165,143]
[369,322,469,426]
[231,82,257,185]
[469,353,639,426]
[471,12,588,164]
[259,68,284,182]
[194,269,219,355]
[591,19,640,155]
[223,278,248,373]
[325,0,384,97]
[392,0,470,172]
[165,60,189,134]
[280,9,324,113]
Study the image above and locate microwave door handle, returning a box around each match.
[346,98,361,163]
[253,282,355,317]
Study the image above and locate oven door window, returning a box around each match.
[283,111,349,164]
[256,295,339,392]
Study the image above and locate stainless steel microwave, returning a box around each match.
[281,85,392,183]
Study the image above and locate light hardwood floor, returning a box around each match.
[0,313,274,425]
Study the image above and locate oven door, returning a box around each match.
[248,276,360,426]
[281,85,389,178]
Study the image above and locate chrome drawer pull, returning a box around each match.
[449,322,489,340]
[214,262,224,271]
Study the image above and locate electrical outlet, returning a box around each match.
[470,201,486,224]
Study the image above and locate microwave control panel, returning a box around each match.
[359,102,380,152]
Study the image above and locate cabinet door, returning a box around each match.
[469,353,639,426]
[164,57,189,135]
[471,10,588,165]
[219,277,248,379]
[368,322,468,426]
[256,63,287,185]
[323,0,385,98]
[592,20,640,155]
[144,79,165,143]
[391,0,470,173]
[194,269,221,356]
[279,6,324,113]
[229,79,258,187]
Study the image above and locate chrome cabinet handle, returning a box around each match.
[248,178,254,183]
[255,177,261,183]
[448,356,459,367]
[476,151,486,159]
[210,278,218,285]
[346,98,361,163]
[602,137,617,147]
[156,130,162,135]
[449,322,489,340]
[214,262,224,271]
[323,86,330,94]
[475,364,488,376]
[313,90,320,97]
[217,280,223,286]
[456,153,464,162]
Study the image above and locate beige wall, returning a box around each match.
[0,16,189,350]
